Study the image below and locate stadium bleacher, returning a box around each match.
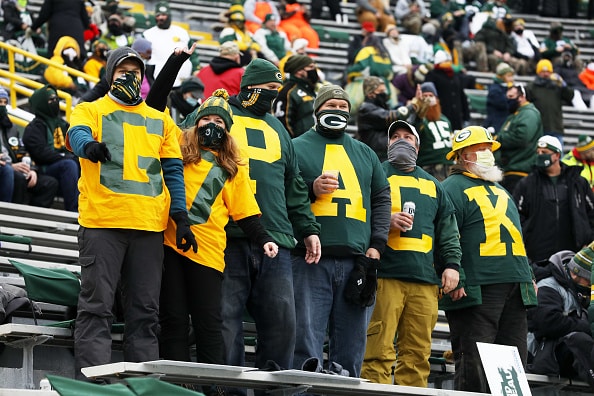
[2,0,594,393]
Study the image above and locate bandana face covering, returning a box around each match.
[238,88,278,116]
[110,71,142,105]
[315,110,350,138]
[197,122,226,149]
[388,139,417,171]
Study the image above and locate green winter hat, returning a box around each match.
[313,84,351,113]
[155,1,170,16]
[284,55,314,75]
[576,135,594,153]
[568,242,594,280]
[194,89,234,130]
[240,58,282,89]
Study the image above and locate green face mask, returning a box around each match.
[535,153,553,168]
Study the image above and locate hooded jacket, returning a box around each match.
[22,85,72,167]
[44,35,81,90]
[496,101,542,174]
[528,251,590,341]
[527,76,574,134]
[514,163,594,262]
[197,56,244,98]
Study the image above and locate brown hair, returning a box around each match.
[180,123,244,179]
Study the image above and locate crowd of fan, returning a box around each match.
[2,0,594,393]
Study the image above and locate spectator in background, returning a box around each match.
[159,89,278,368]
[23,85,79,212]
[357,76,400,162]
[485,62,514,133]
[356,0,396,33]
[131,38,154,99]
[510,18,539,73]
[100,13,134,50]
[415,82,454,181]
[579,62,594,108]
[347,36,395,110]
[362,120,460,387]
[513,135,594,264]
[481,0,511,20]
[273,55,317,138]
[292,84,391,378]
[311,0,344,23]
[430,0,467,39]
[221,59,321,392]
[243,0,280,33]
[143,1,192,88]
[495,84,542,193]
[540,22,580,68]
[474,17,527,75]
[556,51,592,110]
[528,248,594,390]
[44,36,87,96]
[347,21,376,66]
[393,63,431,106]
[563,135,594,191]
[253,13,291,66]
[197,41,244,98]
[441,126,537,393]
[1,0,32,40]
[394,0,428,35]
[527,59,574,146]
[425,50,469,131]
[167,77,204,125]
[278,0,320,50]
[278,37,308,77]
[526,249,594,389]
[219,6,261,66]
[31,0,90,60]
[0,88,58,207]
[83,40,109,81]
[382,25,412,76]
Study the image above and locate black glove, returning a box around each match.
[344,257,367,306]
[359,256,380,307]
[171,212,198,253]
[84,141,111,163]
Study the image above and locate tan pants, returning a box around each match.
[361,278,438,387]
[357,8,396,34]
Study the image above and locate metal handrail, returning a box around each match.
[0,41,100,123]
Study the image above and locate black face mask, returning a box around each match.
[306,69,319,86]
[47,98,60,117]
[197,122,226,149]
[507,97,520,113]
[315,109,350,138]
[97,48,108,60]
[109,71,142,105]
[0,105,12,130]
[238,88,278,116]
[372,92,389,108]
[108,23,123,36]
[515,29,524,35]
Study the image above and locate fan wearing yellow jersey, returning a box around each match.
[66,46,197,380]
[160,89,278,365]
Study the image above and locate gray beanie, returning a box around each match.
[313,84,351,113]
[105,46,145,85]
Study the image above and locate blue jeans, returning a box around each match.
[0,162,14,202]
[221,239,296,371]
[44,158,79,212]
[292,255,369,377]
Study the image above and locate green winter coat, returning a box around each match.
[495,102,543,175]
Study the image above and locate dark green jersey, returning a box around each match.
[416,114,455,167]
[293,129,390,254]
[380,164,461,284]
[225,101,320,248]
[442,172,533,285]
